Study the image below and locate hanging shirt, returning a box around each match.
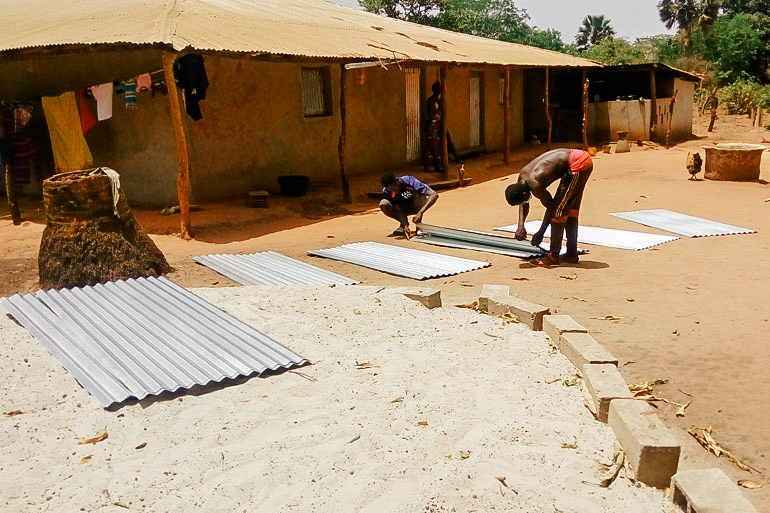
[121,77,138,109]
[136,73,152,92]
[173,53,209,121]
[89,83,114,121]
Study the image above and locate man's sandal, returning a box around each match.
[524,254,559,268]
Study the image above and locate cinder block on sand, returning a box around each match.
[478,284,511,312]
[393,287,442,309]
[560,332,618,370]
[671,468,759,513]
[542,314,587,348]
[608,398,680,488]
[479,291,549,331]
[582,363,634,423]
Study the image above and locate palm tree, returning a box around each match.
[657,0,721,54]
[575,15,616,52]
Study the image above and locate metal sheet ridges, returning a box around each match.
[0,276,307,408]
[610,209,756,238]
[194,251,358,286]
[307,241,490,280]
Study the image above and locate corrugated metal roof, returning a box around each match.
[194,250,358,286]
[0,276,307,408]
[610,209,756,238]
[413,224,545,258]
[495,222,680,250]
[307,241,489,279]
[0,0,600,68]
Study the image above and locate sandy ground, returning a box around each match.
[2,110,770,511]
[0,285,674,512]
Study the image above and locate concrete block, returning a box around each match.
[560,332,618,371]
[542,314,587,348]
[478,284,511,312]
[608,398,680,488]
[582,363,634,423]
[483,295,549,331]
[393,287,441,309]
[671,468,759,513]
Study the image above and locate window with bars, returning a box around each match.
[301,67,332,117]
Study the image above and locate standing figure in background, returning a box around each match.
[424,81,444,173]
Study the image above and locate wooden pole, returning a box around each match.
[545,68,552,148]
[503,69,511,166]
[665,89,677,149]
[4,161,21,225]
[582,71,589,150]
[439,67,449,181]
[162,52,192,240]
[649,68,657,142]
[338,64,351,204]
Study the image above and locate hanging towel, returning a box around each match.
[89,82,113,120]
[79,89,98,133]
[41,92,94,173]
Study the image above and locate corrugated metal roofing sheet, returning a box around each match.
[0,276,307,408]
[0,0,600,68]
[412,224,545,258]
[495,221,680,250]
[307,241,489,279]
[194,250,358,285]
[610,209,756,238]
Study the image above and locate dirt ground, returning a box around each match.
[2,111,770,511]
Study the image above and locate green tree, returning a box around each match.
[575,15,615,52]
[705,14,761,82]
[583,37,645,65]
[359,0,447,26]
[721,0,770,74]
[436,0,530,42]
[360,0,569,52]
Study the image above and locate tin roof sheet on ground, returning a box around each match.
[610,209,756,238]
[0,0,600,68]
[194,251,358,286]
[0,276,307,408]
[307,241,489,280]
[495,221,681,250]
[412,224,546,258]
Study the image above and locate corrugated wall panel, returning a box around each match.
[405,68,421,162]
[194,251,358,286]
[307,241,489,279]
[0,277,307,408]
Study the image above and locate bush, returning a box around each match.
[717,79,769,114]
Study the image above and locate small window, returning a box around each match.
[498,76,506,106]
[302,67,332,117]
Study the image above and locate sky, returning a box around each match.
[329,0,676,44]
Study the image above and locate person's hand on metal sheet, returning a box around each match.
[530,231,544,247]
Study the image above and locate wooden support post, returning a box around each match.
[649,69,657,142]
[545,68,552,148]
[338,64,351,204]
[503,69,511,166]
[666,89,677,149]
[439,67,449,181]
[162,52,192,240]
[4,161,21,225]
[582,71,589,151]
